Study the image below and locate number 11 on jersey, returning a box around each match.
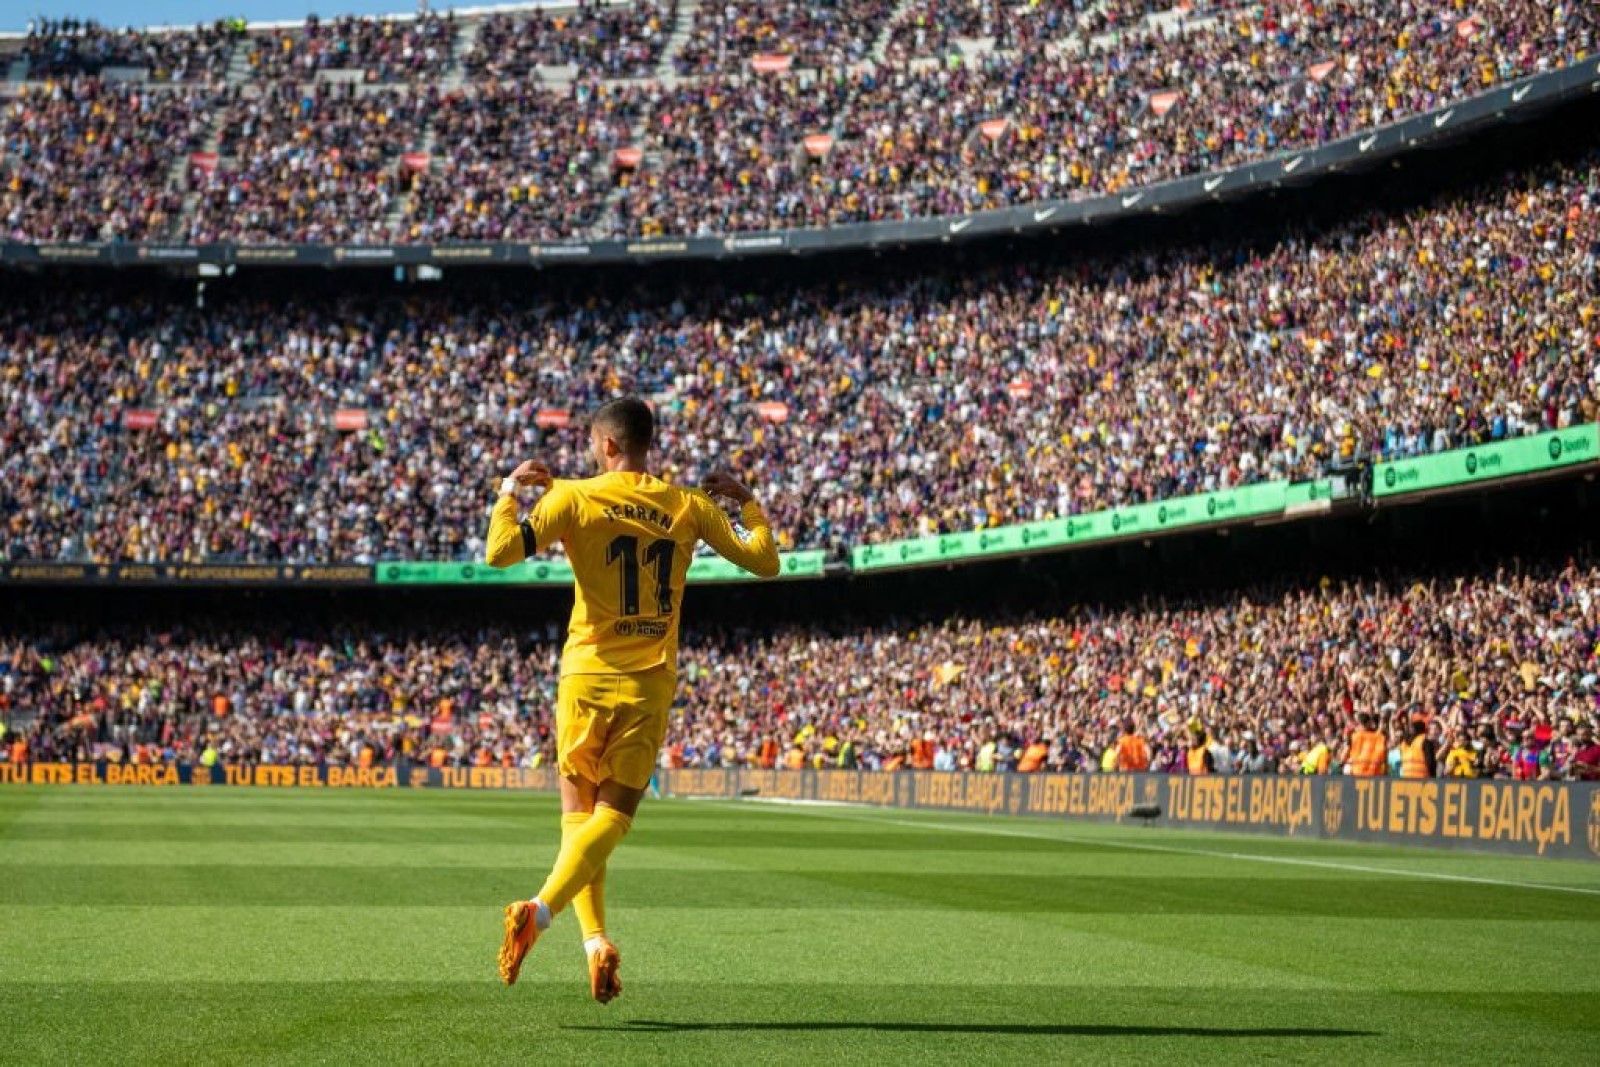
[605,535,675,616]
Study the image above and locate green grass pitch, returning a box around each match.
[2,785,1597,1065]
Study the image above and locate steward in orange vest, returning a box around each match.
[1347,713,1388,776]
[1399,718,1437,779]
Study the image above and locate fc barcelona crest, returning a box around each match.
[1322,781,1345,837]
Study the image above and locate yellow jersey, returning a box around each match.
[485,471,780,676]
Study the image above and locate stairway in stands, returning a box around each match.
[581,0,698,238]
[379,14,478,241]
[651,0,697,86]
[224,37,253,85]
[155,37,251,242]
[870,0,916,62]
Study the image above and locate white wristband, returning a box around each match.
[498,477,519,497]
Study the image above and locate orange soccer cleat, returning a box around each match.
[498,901,542,985]
[588,939,622,1005]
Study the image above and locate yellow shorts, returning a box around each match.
[556,667,674,790]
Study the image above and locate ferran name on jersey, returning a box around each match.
[602,503,674,530]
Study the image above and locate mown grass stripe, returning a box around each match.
[1,982,1593,1065]
[0,821,1143,854]
[24,865,1584,918]
[705,801,1600,896]
[0,840,1416,878]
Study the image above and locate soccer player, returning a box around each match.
[483,396,780,1002]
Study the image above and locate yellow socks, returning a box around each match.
[537,806,632,919]
[560,812,607,941]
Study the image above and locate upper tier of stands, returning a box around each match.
[2,1,1595,241]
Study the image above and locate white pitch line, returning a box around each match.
[696,798,1600,899]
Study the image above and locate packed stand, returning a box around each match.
[182,83,435,243]
[4,560,1600,783]
[0,78,224,241]
[882,0,1093,61]
[399,80,642,242]
[463,2,677,80]
[1073,0,1238,39]
[630,0,1600,234]
[3,147,1599,561]
[244,13,456,83]
[4,1,1598,242]
[0,294,165,562]
[612,73,857,237]
[18,16,242,81]
[673,0,900,74]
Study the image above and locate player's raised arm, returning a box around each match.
[485,460,571,568]
[694,470,781,578]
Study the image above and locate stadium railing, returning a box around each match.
[850,424,1600,576]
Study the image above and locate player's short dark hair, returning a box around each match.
[592,396,654,454]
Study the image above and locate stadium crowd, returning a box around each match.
[0,78,225,241]
[4,0,1596,241]
[621,0,1600,235]
[243,12,457,82]
[184,83,435,244]
[0,289,142,563]
[3,148,1598,562]
[612,71,855,237]
[17,16,242,81]
[672,0,899,74]
[401,80,643,242]
[463,2,676,79]
[881,0,1077,61]
[4,560,1599,782]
